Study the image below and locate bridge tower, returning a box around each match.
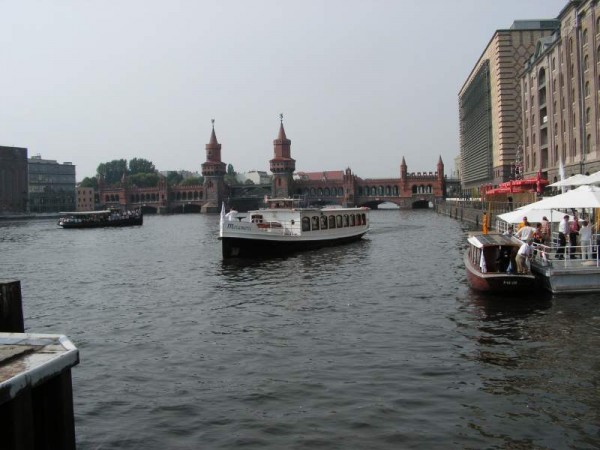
[437,155,445,196]
[201,120,226,213]
[269,115,296,198]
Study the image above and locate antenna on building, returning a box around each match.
[279,113,283,124]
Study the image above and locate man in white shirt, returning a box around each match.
[516,239,533,274]
[515,221,535,241]
[557,215,570,259]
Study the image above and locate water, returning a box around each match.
[1,211,599,449]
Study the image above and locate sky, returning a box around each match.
[1,0,569,181]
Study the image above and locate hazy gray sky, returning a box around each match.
[2,0,567,181]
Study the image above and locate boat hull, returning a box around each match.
[464,251,536,294]
[221,232,366,258]
[59,216,143,228]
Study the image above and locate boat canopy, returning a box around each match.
[467,233,522,249]
[497,208,573,224]
[59,210,111,216]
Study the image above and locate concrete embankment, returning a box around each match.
[434,201,493,231]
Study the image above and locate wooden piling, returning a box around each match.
[0,280,25,332]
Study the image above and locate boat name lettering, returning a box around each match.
[226,223,252,231]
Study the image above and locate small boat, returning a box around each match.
[464,233,536,293]
[219,199,369,258]
[58,209,143,229]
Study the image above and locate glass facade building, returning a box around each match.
[28,156,76,213]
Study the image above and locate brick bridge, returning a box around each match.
[97,121,446,213]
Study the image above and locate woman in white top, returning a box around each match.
[579,220,593,260]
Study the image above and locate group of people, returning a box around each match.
[504,213,596,266]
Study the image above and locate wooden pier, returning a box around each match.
[0,280,79,450]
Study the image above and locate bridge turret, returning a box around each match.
[202,119,226,213]
[437,155,444,180]
[269,114,296,198]
[400,156,407,180]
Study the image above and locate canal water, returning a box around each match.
[1,210,599,449]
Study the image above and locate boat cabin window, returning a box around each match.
[349,215,355,226]
[328,215,336,229]
[251,214,263,224]
[320,216,328,230]
[336,215,343,228]
[361,213,366,225]
[302,217,311,232]
[343,214,349,227]
[311,216,320,231]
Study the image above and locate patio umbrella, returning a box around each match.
[548,173,591,187]
[526,185,600,210]
[585,170,600,185]
[497,208,571,224]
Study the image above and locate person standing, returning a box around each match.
[569,211,580,259]
[580,220,593,260]
[515,221,535,241]
[517,216,528,231]
[516,239,533,274]
[541,216,551,245]
[557,215,570,260]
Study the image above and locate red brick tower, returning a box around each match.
[269,115,296,198]
[201,120,226,213]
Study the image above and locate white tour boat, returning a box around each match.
[219,199,370,258]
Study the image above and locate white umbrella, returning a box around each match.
[585,170,600,185]
[548,173,591,187]
[526,185,600,210]
[497,208,570,224]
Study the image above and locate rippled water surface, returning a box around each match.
[1,210,599,449]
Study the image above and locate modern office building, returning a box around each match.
[459,19,560,191]
[522,0,600,182]
[0,146,28,213]
[28,155,76,213]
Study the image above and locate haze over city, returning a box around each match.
[2,0,567,181]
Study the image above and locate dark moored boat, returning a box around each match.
[464,233,536,293]
[58,210,143,229]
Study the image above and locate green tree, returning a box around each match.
[79,176,98,189]
[129,172,160,188]
[181,176,204,186]
[244,178,255,185]
[129,158,156,175]
[97,159,127,185]
[166,171,184,186]
[224,164,238,185]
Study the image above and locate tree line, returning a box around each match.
[79,158,243,189]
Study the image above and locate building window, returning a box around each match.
[583,28,589,45]
[586,107,591,124]
[586,81,590,97]
[584,54,589,71]
[586,134,592,154]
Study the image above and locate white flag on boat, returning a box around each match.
[479,251,487,273]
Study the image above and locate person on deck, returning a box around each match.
[580,220,593,260]
[517,216,528,231]
[516,239,534,274]
[515,221,535,241]
[541,216,551,245]
[569,211,580,259]
[557,215,570,260]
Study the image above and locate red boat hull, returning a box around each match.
[464,251,537,294]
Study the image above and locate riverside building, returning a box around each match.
[28,155,76,213]
[521,0,600,182]
[0,146,28,213]
[459,20,560,191]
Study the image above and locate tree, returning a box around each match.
[97,159,127,185]
[225,164,238,185]
[181,176,204,186]
[166,171,184,186]
[79,176,98,189]
[129,158,156,175]
[129,172,159,188]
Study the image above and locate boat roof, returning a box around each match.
[467,233,522,249]
[59,210,111,216]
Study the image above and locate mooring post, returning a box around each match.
[0,280,25,332]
